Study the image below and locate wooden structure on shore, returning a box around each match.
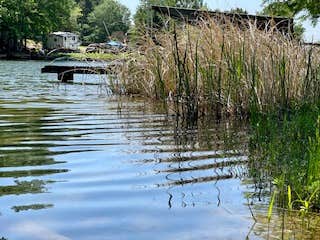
[41,65,117,82]
[152,5,294,35]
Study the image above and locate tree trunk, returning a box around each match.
[6,36,18,58]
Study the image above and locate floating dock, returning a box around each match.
[41,65,118,82]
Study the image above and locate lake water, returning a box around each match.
[0,60,318,240]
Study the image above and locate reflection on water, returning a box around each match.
[247,205,320,240]
[0,60,320,240]
[12,204,54,213]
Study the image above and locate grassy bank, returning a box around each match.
[64,52,132,61]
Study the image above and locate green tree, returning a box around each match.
[75,0,101,42]
[229,7,248,14]
[76,0,101,20]
[262,1,295,17]
[176,0,205,9]
[134,0,175,29]
[0,0,79,54]
[83,0,130,43]
[64,2,83,32]
[262,0,320,25]
[133,0,206,32]
[261,1,306,40]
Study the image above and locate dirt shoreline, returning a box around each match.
[0,53,57,61]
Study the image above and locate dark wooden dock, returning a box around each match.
[41,65,118,82]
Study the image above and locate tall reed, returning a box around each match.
[113,17,320,117]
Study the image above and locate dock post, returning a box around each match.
[58,71,74,82]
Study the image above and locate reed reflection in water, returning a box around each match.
[0,98,251,240]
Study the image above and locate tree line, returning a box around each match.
[0,0,319,54]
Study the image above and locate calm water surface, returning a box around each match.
[0,60,317,240]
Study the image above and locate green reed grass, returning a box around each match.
[250,106,320,214]
[113,17,320,118]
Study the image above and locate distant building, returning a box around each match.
[46,32,80,51]
[152,6,294,36]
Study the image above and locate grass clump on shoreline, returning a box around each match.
[114,17,320,119]
[63,52,132,61]
[249,106,320,214]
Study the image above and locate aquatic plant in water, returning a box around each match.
[250,107,320,216]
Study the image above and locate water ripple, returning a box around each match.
[0,60,273,240]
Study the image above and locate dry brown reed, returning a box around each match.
[112,17,320,118]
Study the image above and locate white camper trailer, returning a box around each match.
[46,32,80,51]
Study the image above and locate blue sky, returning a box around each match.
[118,0,320,42]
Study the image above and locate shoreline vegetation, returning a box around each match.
[110,17,320,217]
[0,51,131,62]
[1,0,320,237]
[2,15,320,219]
[114,18,320,118]
[2,6,320,227]
[65,52,132,61]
